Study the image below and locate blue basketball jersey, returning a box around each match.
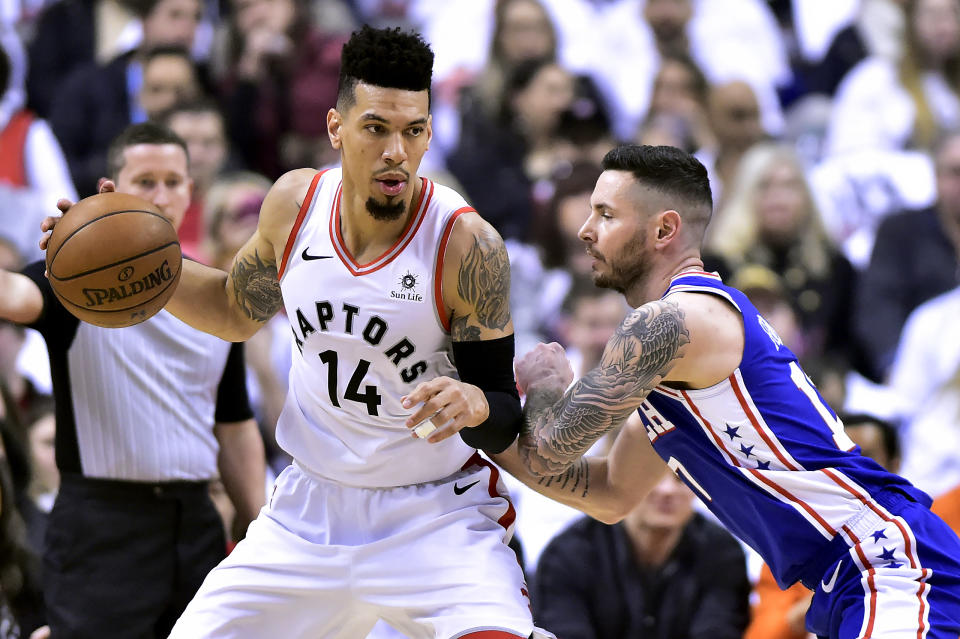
[639,271,930,589]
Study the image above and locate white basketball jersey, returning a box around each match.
[276,168,478,487]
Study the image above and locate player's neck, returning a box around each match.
[624,256,704,307]
[338,180,422,262]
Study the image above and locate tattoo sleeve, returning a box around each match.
[519,300,689,479]
[230,250,283,322]
[452,231,510,339]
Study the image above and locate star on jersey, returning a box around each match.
[724,424,742,440]
[756,460,771,470]
[871,529,888,543]
[887,561,904,569]
[877,547,896,561]
[740,443,755,458]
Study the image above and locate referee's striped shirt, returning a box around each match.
[23,261,253,482]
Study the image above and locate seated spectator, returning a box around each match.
[0,390,45,637]
[854,130,960,382]
[696,79,767,209]
[211,0,348,179]
[826,0,960,156]
[138,46,201,122]
[532,469,751,639]
[886,284,960,497]
[636,51,714,153]
[708,143,859,372]
[48,0,202,196]
[162,99,233,259]
[449,56,576,242]
[0,27,77,264]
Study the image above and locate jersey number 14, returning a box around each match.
[318,350,383,416]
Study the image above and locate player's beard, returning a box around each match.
[366,196,406,221]
[592,227,651,294]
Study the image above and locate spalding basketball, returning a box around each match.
[45,192,182,328]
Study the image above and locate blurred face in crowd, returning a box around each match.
[512,62,574,138]
[557,190,596,276]
[651,58,701,118]
[142,0,201,50]
[936,134,960,222]
[140,53,199,120]
[233,0,295,37]
[754,159,810,247]
[624,471,695,535]
[565,291,628,372]
[115,143,193,230]
[913,0,960,64]
[328,83,431,221]
[845,420,900,473]
[28,413,58,497]
[708,81,763,152]
[497,0,555,64]
[167,110,228,191]
[580,170,654,294]
[212,182,267,259]
[644,0,692,50]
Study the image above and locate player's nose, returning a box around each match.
[382,132,407,164]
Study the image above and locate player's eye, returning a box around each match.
[365,124,384,134]
[407,127,424,137]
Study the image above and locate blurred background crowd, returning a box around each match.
[2,0,960,637]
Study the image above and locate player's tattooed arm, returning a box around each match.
[519,300,690,478]
[230,249,283,323]
[449,229,511,341]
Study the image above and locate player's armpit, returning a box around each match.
[441,213,513,341]
[518,300,689,478]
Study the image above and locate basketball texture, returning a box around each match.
[45,192,182,328]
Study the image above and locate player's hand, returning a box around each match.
[39,178,117,251]
[515,342,574,395]
[402,376,489,444]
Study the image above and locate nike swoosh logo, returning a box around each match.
[821,560,843,593]
[302,248,333,261]
[453,480,480,496]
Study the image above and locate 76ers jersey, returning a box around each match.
[275,168,478,487]
[640,271,929,589]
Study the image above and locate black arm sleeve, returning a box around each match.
[213,342,255,423]
[451,334,521,454]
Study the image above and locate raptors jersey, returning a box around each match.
[275,169,478,487]
[640,271,929,589]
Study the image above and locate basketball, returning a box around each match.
[45,191,182,328]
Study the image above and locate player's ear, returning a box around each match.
[327,108,343,150]
[425,114,433,149]
[655,210,681,245]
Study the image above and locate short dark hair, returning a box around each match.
[106,122,189,179]
[336,25,434,111]
[160,97,224,126]
[840,413,900,463]
[601,144,713,236]
[141,44,193,67]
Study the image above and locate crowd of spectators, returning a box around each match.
[3,0,960,636]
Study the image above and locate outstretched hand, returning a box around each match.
[515,342,574,396]
[39,178,116,251]
[401,376,489,444]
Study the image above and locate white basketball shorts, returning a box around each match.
[168,453,536,639]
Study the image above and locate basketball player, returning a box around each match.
[495,145,960,638]
[89,26,546,638]
[5,121,266,638]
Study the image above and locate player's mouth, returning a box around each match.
[375,173,408,197]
